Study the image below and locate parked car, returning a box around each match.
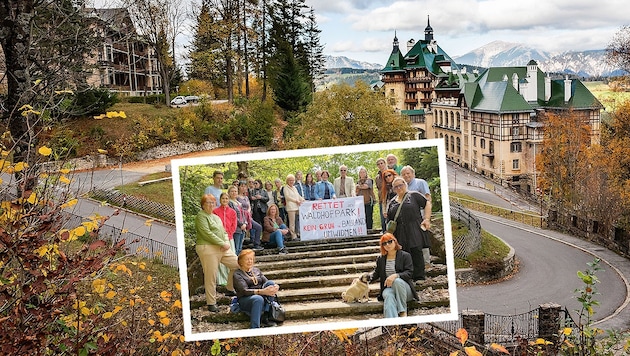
[170,96,187,106]
[184,95,200,104]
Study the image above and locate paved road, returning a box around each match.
[457,213,628,329]
[447,162,630,331]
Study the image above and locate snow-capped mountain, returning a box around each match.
[453,41,623,77]
[325,55,382,70]
[454,40,552,68]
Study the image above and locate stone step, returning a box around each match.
[198,287,451,324]
[254,245,381,262]
[258,253,380,270]
[266,265,447,290]
[276,276,449,303]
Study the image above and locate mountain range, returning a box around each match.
[325,41,625,77]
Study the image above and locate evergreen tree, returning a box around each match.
[303,7,326,92]
[267,0,312,115]
[188,1,226,96]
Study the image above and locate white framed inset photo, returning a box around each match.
[172,139,457,341]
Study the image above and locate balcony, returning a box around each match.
[382,77,405,83]
[418,87,434,92]
[407,76,432,83]
[405,87,418,93]
[420,97,433,103]
[405,98,418,104]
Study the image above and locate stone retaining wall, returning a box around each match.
[455,236,516,284]
[41,140,223,172]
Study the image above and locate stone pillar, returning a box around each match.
[96,154,108,168]
[538,303,561,344]
[462,309,485,344]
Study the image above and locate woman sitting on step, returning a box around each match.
[233,249,280,328]
[369,233,418,318]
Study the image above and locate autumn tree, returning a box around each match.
[286,81,415,149]
[537,110,592,208]
[607,25,630,74]
[0,0,102,167]
[124,0,183,105]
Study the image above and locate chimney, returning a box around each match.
[462,66,467,74]
[545,74,551,101]
[564,75,572,102]
[512,73,519,91]
[502,74,508,81]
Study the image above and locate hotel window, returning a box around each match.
[510,142,522,152]
[512,114,519,124]
[480,138,486,149]
[512,159,519,170]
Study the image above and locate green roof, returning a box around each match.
[401,109,425,115]
[544,79,603,109]
[382,46,406,71]
[465,81,533,113]
[403,40,460,75]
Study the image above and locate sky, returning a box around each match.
[305,0,629,65]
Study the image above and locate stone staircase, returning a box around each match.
[189,233,451,329]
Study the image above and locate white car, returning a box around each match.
[170,96,187,106]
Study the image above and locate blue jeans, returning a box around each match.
[234,232,244,256]
[382,278,414,318]
[237,280,276,328]
[250,220,262,247]
[265,224,286,249]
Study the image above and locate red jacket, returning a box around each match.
[213,205,237,238]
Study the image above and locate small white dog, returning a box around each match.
[341,273,370,303]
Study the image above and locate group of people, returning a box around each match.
[193,153,434,326]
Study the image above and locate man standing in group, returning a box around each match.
[333,165,356,198]
[386,154,403,175]
[204,170,224,203]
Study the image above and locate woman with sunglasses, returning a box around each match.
[369,233,418,318]
[387,177,432,281]
[379,169,398,224]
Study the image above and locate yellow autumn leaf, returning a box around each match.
[14,162,27,172]
[129,299,135,307]
[55,89,74,95]
[80,307,91,317]
[175,283,181,291]
[118,111,127,118]
[93,114,105,120]
[160,317,171,326]
[27,192,37,204]
[19,104,33,111]
[60,168,70,174]
[121,228,129,234]
[456,328,468,345]
[147,275,153,282]
[97,149,108,154]
[563,327,573,336]
[73,226,86,237]
[449,352,459,356]
[82,221,98,232]
[59,175,71,184]
[138,262,146,270]
[105,291,117,299]
[38,146,52,156]
[103,312,113,319]
[36,245,49,257]
[160,291,172,301]
[490,343,509,354]
[172,300,182,309]
[148,319,155,325]
[61,199,78,209]
[144,219,154,226]
[156,310,168,318]
[92,279,106,294]
[464,346,482,356]
[102,333,111,342]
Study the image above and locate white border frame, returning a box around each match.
[172,139,458,341]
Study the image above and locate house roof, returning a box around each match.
[402,40,459,75]
[464,81,534,113]
[465,63,603,112]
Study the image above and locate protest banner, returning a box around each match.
[299,197,367,240]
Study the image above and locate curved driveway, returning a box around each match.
[448,163,630,331]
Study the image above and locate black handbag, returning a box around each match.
[269,300,285,323]
[386,193,407,233]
